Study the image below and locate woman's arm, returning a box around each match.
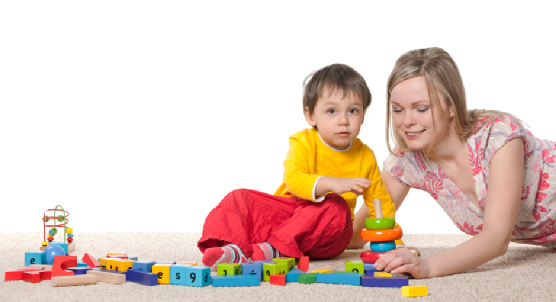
[375,138,524,278]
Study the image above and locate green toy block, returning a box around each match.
[298,273,317,284]
[272,257,295,272]
[345,260,365,274]
[262,262,287,282]
[217,263,241,276]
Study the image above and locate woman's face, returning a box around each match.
[390,76,453,151]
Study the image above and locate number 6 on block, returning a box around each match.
[186,266,211,287]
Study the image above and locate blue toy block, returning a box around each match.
[128,257,138,261]
[317,272,362,286]
[170,265,189,285]
[364,263,375,270]
[286,268,305,282]
[361,276,409,287]
[25,251,45,266]
[76,260,89,267]
[253,260,274,264]
[67,266,91,275]
[186,266,211,287]
[241,263,263,281]
[126,269,158,286]
[369,241,396,252]
[211,275,260,287]
[49,242,69,254]
[364,268,383,276]
[156,261,176,264]
[133,261,157,273]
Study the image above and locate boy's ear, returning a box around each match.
[304,107,316,127]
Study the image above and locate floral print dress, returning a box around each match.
[383,114,556,247]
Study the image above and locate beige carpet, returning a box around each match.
[1,232,554,302]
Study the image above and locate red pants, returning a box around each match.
[198,189,353,259]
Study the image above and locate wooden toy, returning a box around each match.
[273,257,295,271]
[152,264,173,284]
[285,268,304,282]
[298,256,309,272]
[51,274,97,287]
[67,266,91,275]
[370,241,396,252]
[186,266,211,287]
[178,261,197,266]
[112,259,135,272]
[22,271,42,283]
[170,265,188,285]
[361,276,409,287]
[107,255,128,259]
[269,273,286,286]
[211,275,260,287]
[374,272,392,277]
[217,263,241,276]
[316,272,362,286]
[241,263,263,281]
[5,268,40,281]
[360,228,403,241]
[44,245,65,264]
[126,269,158,286]
[298,273,317,284]
[17,265,44,271]
[107,258,127,270]
[364,268,382,276]
[363,263,375,270]
[262,262,287,282]
[345,260,364,274]
[41,206,76,253]
[25,251,45,266]
[39,270,52,280]
[87,270,126,284]
[364,199,395,230]
[128,257,139,261]
[360,250,386,264]
[133,260,156,273]
[52,256,77,277]
[311,269,333,273]
[82,253,100,268]
[402,286,428,297]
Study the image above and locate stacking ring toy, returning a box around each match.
[365,217,395,230]
[360,227,403,241]
[360,250,386,264]
[370,240,396,252]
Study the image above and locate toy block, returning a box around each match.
[39,270,52,280]
[68,242,76,253]
[334,271,361,275]
[361,276,409,288]
[374,272,392,277]
[51,274,97,287]
[402,285,429,297]
[241,263,263,281]
[217,263,242,276]
[49,242,69,254]
[273,257,295,272]
[364,268,382,276]
[32,264,51,269]
[107,258,126,271]
[253,260,274,264]
[152,264,173,284]
[270,273,286,286]
[346,260,365,274]
[22,271,42,283]
[112,259,135,272]
[311,269,333,273]
[286,268,304,282]
[99,258,110,270]
[170,265,188,285]
[298,273,317,284]
[107,255,128,259]
[17,265,44,271]
[186,266,211,287]
[262,262,287,282]
[52,256,77,277]
[156,261,176,264]
[87,270,126,284]
[5,270,28,281]
[133,260,157,273]
[67,266,91,275]
[297,256,309,272]
[82,253,100,268]
[125,269,158,286]
[211,275,260,287]
[178,261,197,266]
[25,251,45,266]
[370,241,396,252]
[316,272,362,286]
[128,256,138,261]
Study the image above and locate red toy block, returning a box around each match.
[40,270,52,280]
[17,266,44,271]
[5,268,38,281]
[22,271,42,283]
[82,253,100,268]
[52,256,77,277]
[298,256,309,272]
[107,255,128,259]
[269,273,286,286]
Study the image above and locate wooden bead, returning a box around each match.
[360,227,403,242]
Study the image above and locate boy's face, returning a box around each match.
[305,88,365,150]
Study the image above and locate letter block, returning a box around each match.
[241,263,263,281]
[273,257,295,272]
[112,259,135,272]
[99,258,110,270]
[170,265,188,285]
[25,251,45,266]
[262,262,287,282]
[152,264,173,284]
[345,260,364,274]
[217,263,241,276]
[133,260,156,273]
[186,266,211,287]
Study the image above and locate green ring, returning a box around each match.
[365,217,396,230]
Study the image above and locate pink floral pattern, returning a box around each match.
[384,114,556,248]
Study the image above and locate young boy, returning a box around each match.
[198,63,395,267]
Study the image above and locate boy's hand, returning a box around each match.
[330,177,371,195]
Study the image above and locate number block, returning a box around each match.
[241,263,263,281]
[317,272,362,286]
[170,265,188,285]
[112,259,135,272]
[262,262,287,282]
[211,275,259,287]
[345,260,364,274]
[402,285,429,297]
[25,251,45,266]
[217,263,241,276]
[298,273,317,284]
[361,276,409,287]
[132,260,157,273]
[152,264,173,284]
[126,269,158,286]
[285,268,304,282]
[273,257,295,272]
[186,266,211,287]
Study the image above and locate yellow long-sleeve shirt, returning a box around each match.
[274,128,395,220]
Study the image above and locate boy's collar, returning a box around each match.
[317,132,352,152]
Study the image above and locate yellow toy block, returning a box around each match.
[106,258,125,271]
[262,262,288,282]
[312,269,333,273]
[402,286,428,297]
[152,264,173,284]
[178,261,197,266]
[217,263,241,276]
[112,259,135,272]
[374,272,392,277]
[272,257,295,272]
[99,258,110,270]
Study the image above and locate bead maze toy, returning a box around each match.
[40,205,76,254]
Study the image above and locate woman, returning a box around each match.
[352,47,556,279]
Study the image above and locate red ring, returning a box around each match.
[360,250,386,264]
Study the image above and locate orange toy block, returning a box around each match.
[52,256,77,277]
[82,253,100,268]
[298,256,309,272]
[269,273,286,286]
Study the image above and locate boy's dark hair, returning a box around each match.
[303,63,372,125]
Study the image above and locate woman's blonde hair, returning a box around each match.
[386,47,508,155]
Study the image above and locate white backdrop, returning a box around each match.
[1,1,555,234]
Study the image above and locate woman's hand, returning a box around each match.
[373,247,432,279]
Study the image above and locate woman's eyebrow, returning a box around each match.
[391,100,430,106]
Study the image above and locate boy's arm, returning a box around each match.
[283,137,321,201]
